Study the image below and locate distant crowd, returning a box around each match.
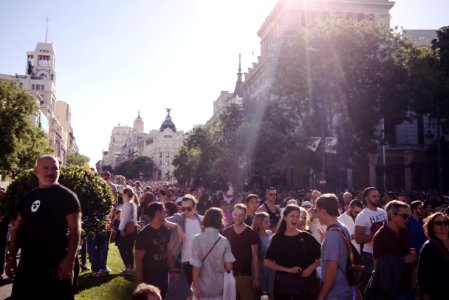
[88,172,449,300]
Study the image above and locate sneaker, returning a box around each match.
[91,271,101,277]
[80,264,90,272]
[100,267,111,275]
[120,268,133,275]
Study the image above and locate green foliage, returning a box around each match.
[0,79,53,174]
[173,19,449,190]
[2,164,113,236]
[114,156,154,180]
[67,153,91,167]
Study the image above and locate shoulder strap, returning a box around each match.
[327,227,356,272]
[202,236,221,262]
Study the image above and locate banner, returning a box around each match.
[325,137,337,154]
[306,137,321,152]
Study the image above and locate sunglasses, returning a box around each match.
[181,207,193,212]
[396,213,410,220]
[435,220,449,226]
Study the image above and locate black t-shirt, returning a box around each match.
[222,225,259,274]
[18,184,81,267]
[135,225,171,274]
[265,231,321,269]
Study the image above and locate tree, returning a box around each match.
[114,156,154,180]
[0,80,53,174]
[66,153,90,167]
[174,18,443,191]
[2,165,113,236]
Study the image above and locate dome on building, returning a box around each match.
[133,111,144,133]
[160,109,177,132]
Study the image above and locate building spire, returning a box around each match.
[45,17,49,43]
[233,53,243,97]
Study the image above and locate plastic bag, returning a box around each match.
[223,270,236,300]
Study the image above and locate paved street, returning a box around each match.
[0,272,12,300]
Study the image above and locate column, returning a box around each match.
[404,151,414,193]
[368,153,378,187]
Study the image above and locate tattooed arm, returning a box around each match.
[58,211,81,282]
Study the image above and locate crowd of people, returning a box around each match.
[0,156,448,300]
[99,174,448,300]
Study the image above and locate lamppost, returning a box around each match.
[307,47,327,190]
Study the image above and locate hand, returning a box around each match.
[317,228,326,241]
[5,259,16,278]
[252,278,260,289]
[191,283,201,300]
[286,266,302,274]
[404,253,417,264]
[120,230,125,237]
[300,267,313,278]
[57,256,75,282]
[170,269,180,281]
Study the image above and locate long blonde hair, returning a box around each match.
[252,212,270,234]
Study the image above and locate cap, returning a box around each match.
[301,201,312,207]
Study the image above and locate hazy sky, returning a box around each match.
[0,0,448,166]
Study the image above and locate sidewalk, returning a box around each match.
[0,272,12,300]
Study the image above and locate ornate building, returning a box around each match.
[0,42,78,162]
[210,0,442,192]
[102,110,184,180]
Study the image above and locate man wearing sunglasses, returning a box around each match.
[167,194,203,291]
[367,200,416,299]
[257,187,281,229]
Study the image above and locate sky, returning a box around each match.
[0,0,448,167]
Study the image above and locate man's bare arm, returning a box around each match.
[5,215,23,278]
[58,212,81,281]
[355,225,372,244]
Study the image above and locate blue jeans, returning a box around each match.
[87,230,109,272]
[395,290,416,300]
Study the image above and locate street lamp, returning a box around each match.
[307,47,327,190]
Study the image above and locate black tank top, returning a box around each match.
[264,202,281,229]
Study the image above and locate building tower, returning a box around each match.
[133,111,144,133]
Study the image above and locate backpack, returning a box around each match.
[327,225,365,286]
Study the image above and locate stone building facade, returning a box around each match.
[102,110,184,180]
[0,42,78,162]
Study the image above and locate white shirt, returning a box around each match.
[118,201,137,230]
[338,212,361,254]
[182,217,203,262]
[354,207,387,254]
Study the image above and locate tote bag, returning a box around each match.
[223,270,236,300]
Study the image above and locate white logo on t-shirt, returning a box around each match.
[31,200,41,212]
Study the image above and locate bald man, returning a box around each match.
[6,155,81,300]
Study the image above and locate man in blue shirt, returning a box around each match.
[316,193,353,300]
[407,200,426,254]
